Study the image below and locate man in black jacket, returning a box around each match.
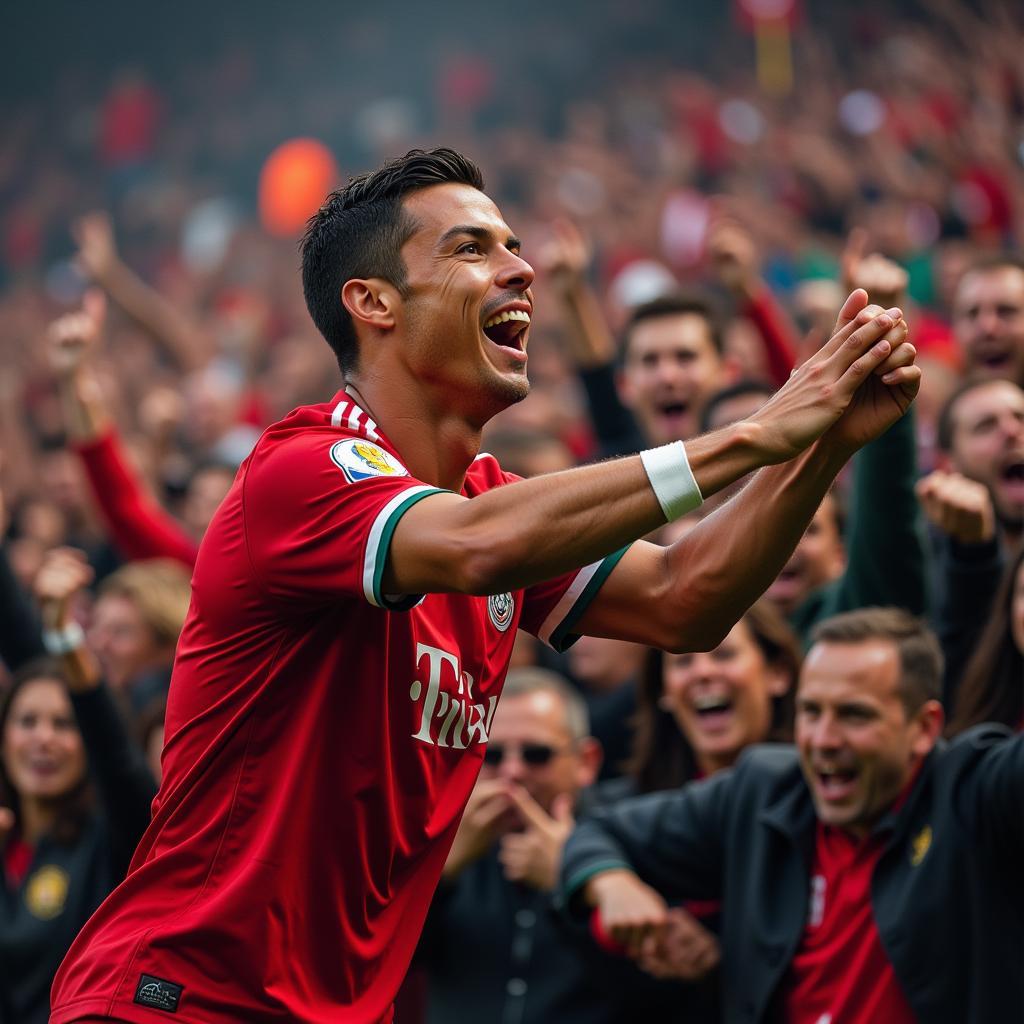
[560,608,1023,1024]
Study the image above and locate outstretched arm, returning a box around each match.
[73,212,211,373]
[385,291,919,645]
[35,549,158,866]
[539,219,645,455]
[707,218,798,386]
[47,294,199,567]
[539,218,617,369]
[49,289,111,444]
[577,435,846,650]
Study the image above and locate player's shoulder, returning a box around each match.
[252,394,406,473]
[262,393,379,442]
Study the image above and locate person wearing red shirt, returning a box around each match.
[50,148,918,1023]
[46,291,233,571]
[563,608,1024,1023]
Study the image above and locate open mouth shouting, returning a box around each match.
[482,306,531,361]
[654,400,692,437]
[812,762,860,805]
[998,457,1024,507]
[691,692,736,734]
[973,345,1014,373]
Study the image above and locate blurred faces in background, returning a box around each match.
[953,261,1024,388]
[618,297,727,444]
[766,494,845,617]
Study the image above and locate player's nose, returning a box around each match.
[495,248,535,293]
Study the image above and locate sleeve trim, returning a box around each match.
[564,860,632,906]
[363,486,447,609]
[541,545,631,652]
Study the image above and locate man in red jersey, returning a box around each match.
[51,148,919,1023]
[562,608,1024,1023]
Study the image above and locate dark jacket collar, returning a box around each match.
[757,743,942,852]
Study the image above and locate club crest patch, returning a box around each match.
[910,825,932,866]
[25,864,69,920]
[330,440,408,483]
[488,592,514,632]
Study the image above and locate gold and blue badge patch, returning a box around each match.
[330,440,408,483]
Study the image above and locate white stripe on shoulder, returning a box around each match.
[364,416,380,442]
[346,406,362,432]
[537,561,602,646]
[330,400,349,427]
[363,485,439,607]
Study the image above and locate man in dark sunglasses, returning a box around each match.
[482,739,566,767]
[441,668,599,894]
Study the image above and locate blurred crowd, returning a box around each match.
[2,0,1024,1021]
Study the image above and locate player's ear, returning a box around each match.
[341,278,399,332]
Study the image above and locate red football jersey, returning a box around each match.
[51,393,626,1024]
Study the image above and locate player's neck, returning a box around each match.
[344,379,482,491]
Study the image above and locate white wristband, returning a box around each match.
[41,621,86,656]
[640,441,703,521]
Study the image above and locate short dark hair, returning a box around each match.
[957,251,1024,286]
[809,608,943,714]
[300,147,485,375]
[622,292,724,358]
[936,376,1021,452]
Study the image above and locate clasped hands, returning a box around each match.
[749,289,919,464]
[587,869,720,982]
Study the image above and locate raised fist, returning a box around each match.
[46,290,106,379]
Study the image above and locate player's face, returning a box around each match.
[766,496,845,616]
[953,267,1024,385]
[947,381,1024,529]
[796,640,934,837]
[661,617,789,774]
[2,678,87,802]
[396,183,534,425]
[619,313,724,443]
[480,691,584,820]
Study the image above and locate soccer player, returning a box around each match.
[50,148,919,1023]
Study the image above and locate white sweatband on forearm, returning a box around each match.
[640,441,703,521]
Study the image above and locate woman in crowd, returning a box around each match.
[947,545,1024,736]
[623,597,802,797]
[587,599,801,1017]
[0,549,156,1024]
